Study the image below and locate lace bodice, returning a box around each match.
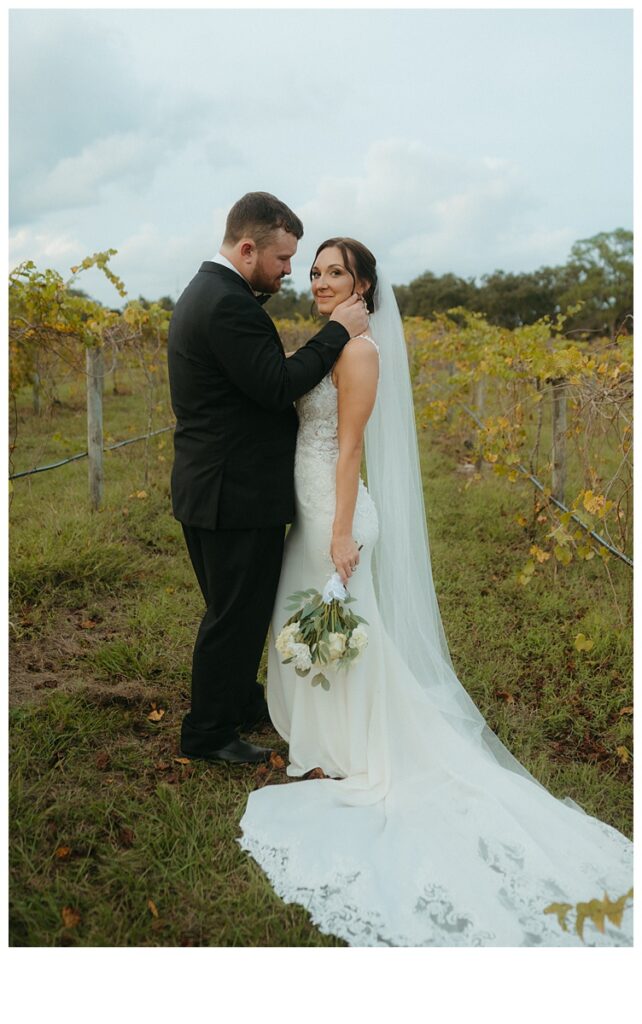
[293,336,380,545]
[296,374,341,463]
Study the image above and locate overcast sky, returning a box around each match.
[9,6,633,305]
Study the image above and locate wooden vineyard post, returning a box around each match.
[473,376,486,471]
[86,345,104,510]
[32,370,42,415]
[551,376,567,504]
[445,362,454,423]
[32,350,42,415]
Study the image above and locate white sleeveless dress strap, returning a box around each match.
[352,332,380,354]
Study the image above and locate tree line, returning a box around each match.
[267,229,633,339]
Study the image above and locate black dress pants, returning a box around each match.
[180,523,285,754]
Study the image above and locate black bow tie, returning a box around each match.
[256,292,271,306]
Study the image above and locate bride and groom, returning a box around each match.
[168,191,632,946]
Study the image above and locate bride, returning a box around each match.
[238,237,633,947]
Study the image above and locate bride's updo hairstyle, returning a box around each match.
[312,238,378,313]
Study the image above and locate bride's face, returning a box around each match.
[310,247,364,315]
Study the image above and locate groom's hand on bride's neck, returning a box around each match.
[330,295,369,339]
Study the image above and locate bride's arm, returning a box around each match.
[331,339,379,584]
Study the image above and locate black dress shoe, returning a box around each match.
[180,738,273,765]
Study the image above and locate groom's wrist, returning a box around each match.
[319,320,349,344]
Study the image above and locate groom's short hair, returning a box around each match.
[223,192,304,249]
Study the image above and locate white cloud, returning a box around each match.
[32,131,160,214]
[9,227,82,267]
[292,139,557,287]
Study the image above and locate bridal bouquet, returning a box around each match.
[275,573,369,690]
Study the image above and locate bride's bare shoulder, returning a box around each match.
[339,334,379,363]
[332,334,379,387]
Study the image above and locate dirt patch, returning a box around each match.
[9,605,175,710]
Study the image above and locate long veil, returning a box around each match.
[365,271,576,795]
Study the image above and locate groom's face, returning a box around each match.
[250,228,298,293]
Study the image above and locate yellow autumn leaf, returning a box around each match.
[147,899,159,918]
[147,706,165,722]
[619,706,633,717]
[554,545,572,565]
[574,633,594,652]
[529,545,551,563]
[616,746,630,764]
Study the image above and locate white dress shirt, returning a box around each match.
[210,251,245,279]
[210,251,265,298]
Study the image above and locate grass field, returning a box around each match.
[9,370,632,946]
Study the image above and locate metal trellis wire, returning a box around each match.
[9,425,175,481]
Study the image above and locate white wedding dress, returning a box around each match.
[238,338,633,947]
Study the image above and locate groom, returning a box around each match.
[167,192,368,764]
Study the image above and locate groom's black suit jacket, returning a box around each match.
[167,262,349,530]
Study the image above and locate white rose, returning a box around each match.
[348,624,368,656]
[276,622,300,658]
[291,642,312,672]
[327,631,347,661]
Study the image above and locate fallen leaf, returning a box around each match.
[80,620,96,630]
[269,752,286,769]
[55,846,72,860]
[619,706,633,717]
[495,690,515,704]
[147,899,159,918]
[147,707,165,722]
[173,756,191,765]
[155,761,171,771]
[574,633,594,652]
[95,751,111,770]
[616,746,630,764]
[118,827,135,848]
[61,906,81,929]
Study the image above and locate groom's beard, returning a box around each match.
[249,265,287,294]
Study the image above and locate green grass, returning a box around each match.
[9,371,632,946]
